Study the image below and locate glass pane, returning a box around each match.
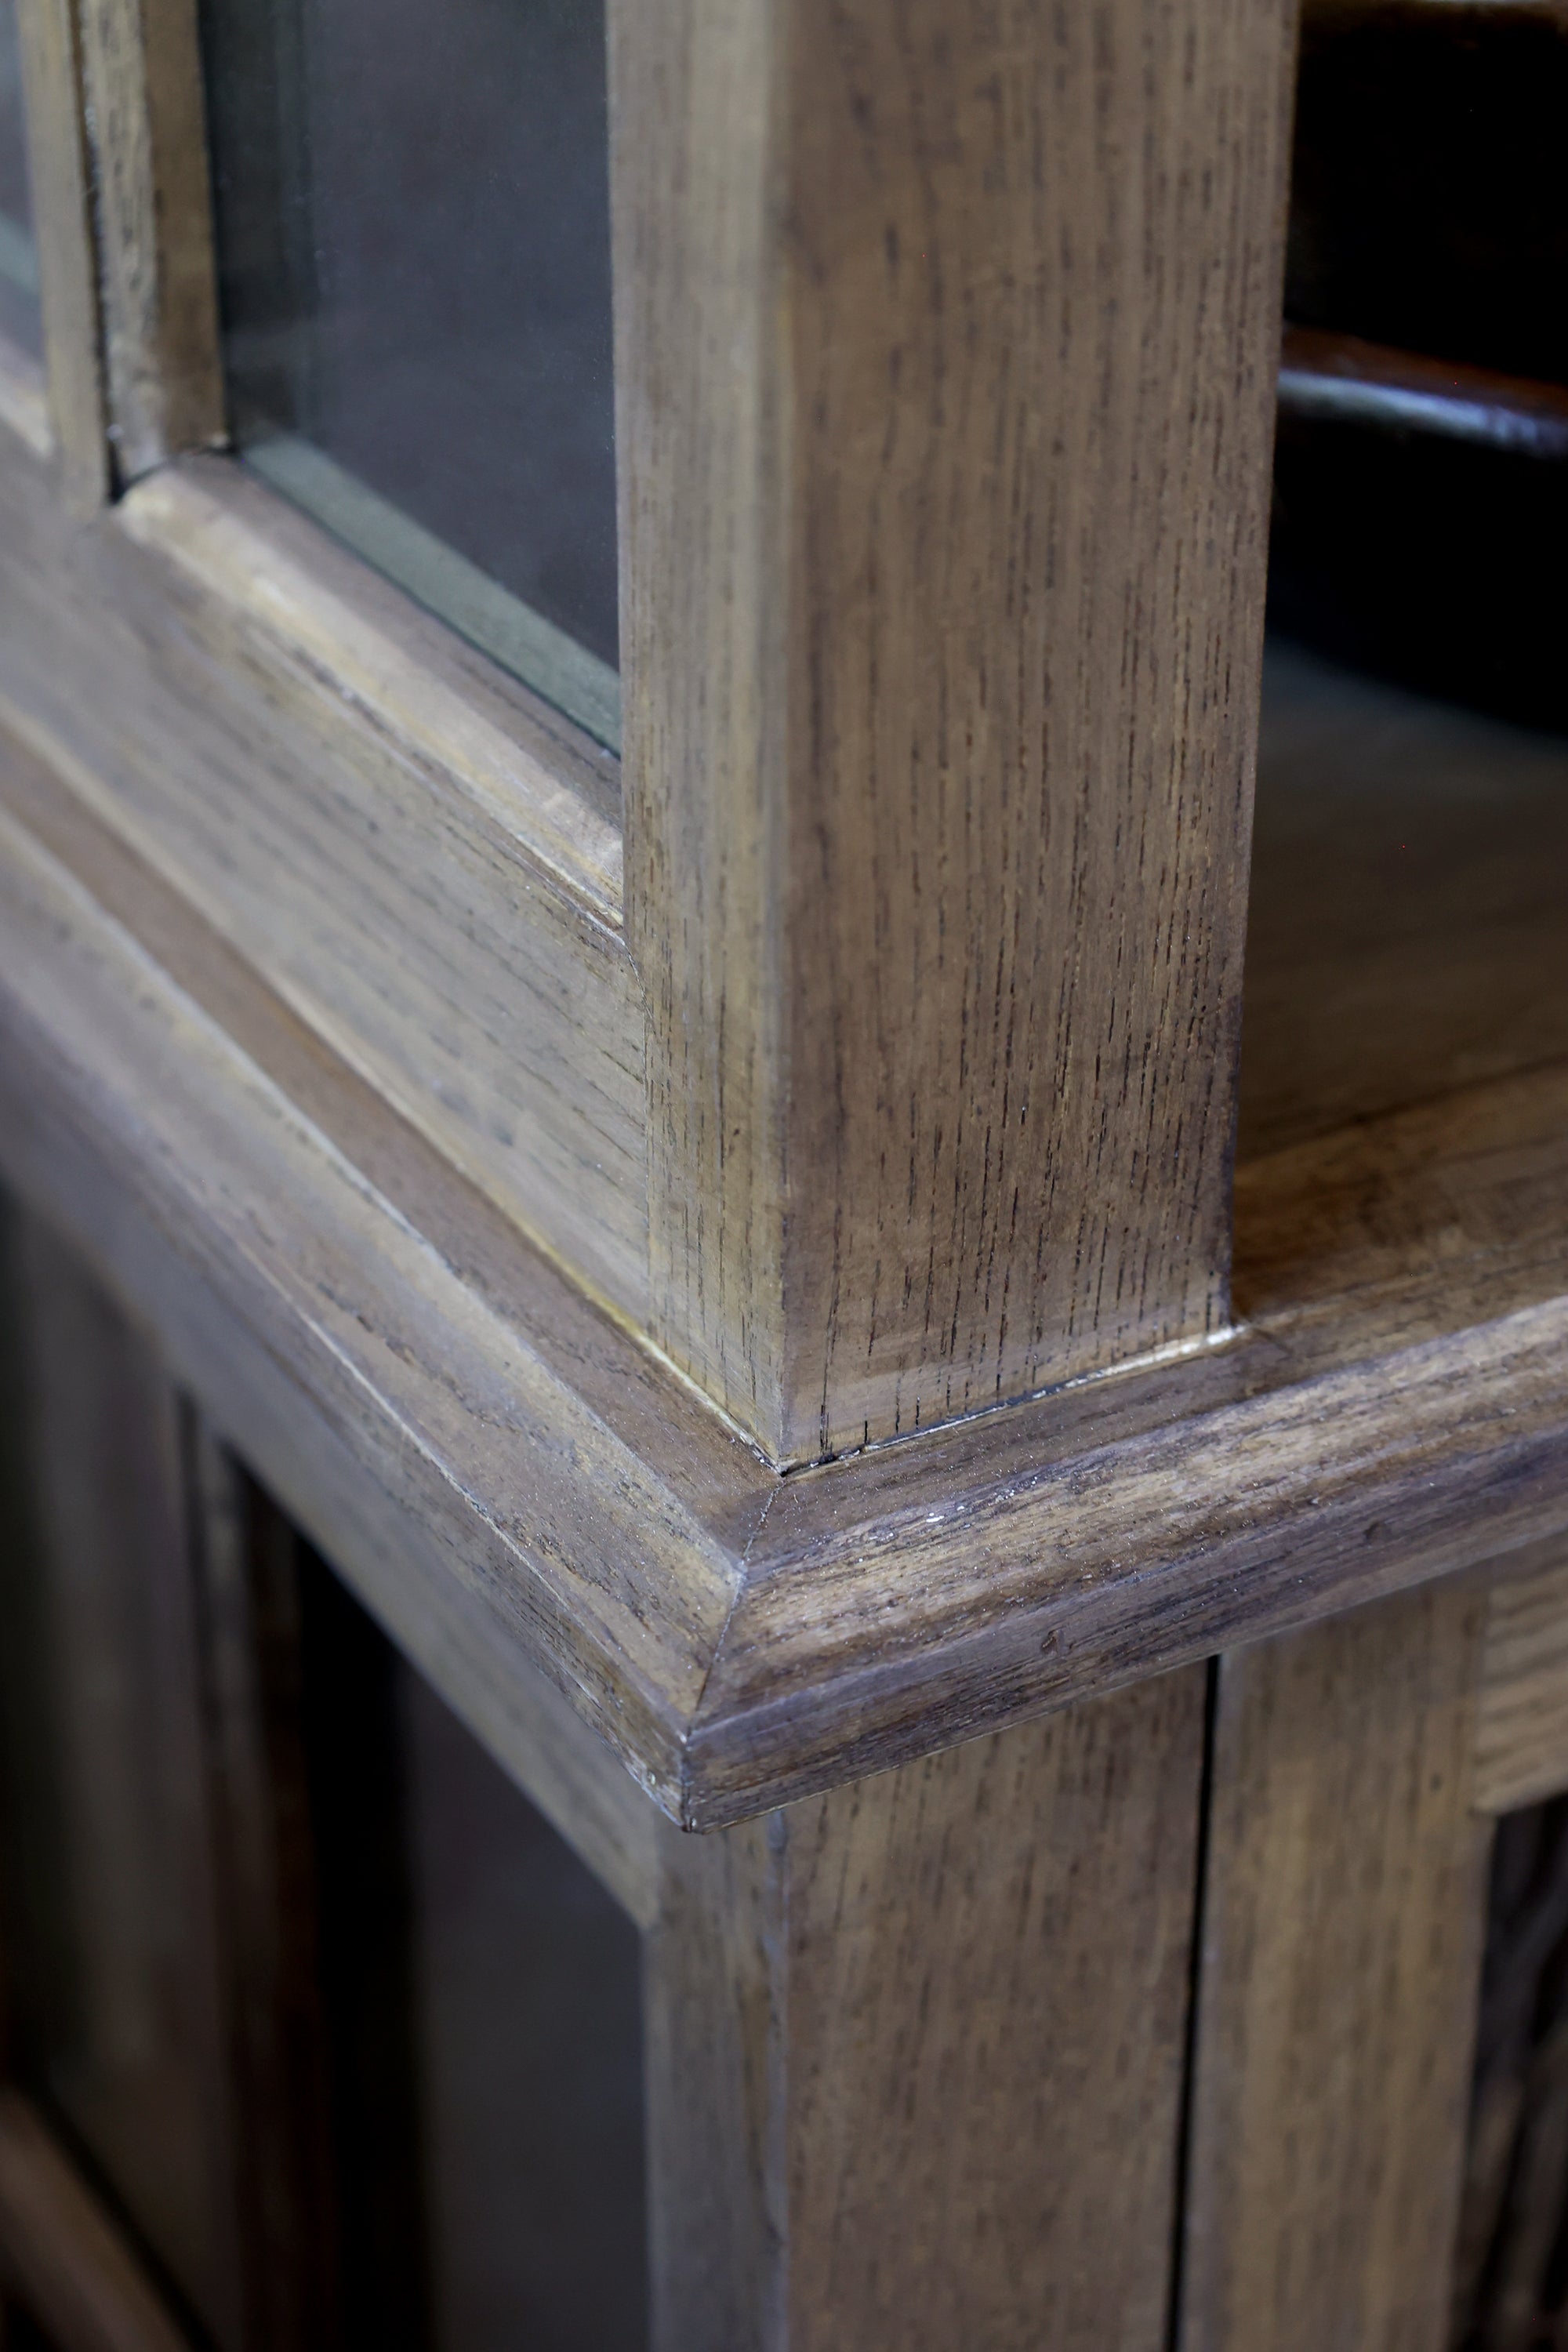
[0,1203,242,2350]
[299,1552,649,2351]
[201,0,619,750]
[0,0,41,353]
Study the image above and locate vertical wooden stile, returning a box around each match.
[13,0,108,504]
[614,0,1298,1461]
[74,0,222,477]
[645,1673,1208,2350]
[1181,1583,1494,2352]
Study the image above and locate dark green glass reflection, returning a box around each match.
[201,0,619,748]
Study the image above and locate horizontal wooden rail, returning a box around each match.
[0,707,1566,1825]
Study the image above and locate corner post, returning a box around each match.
[615,0,1298,1462]
[644,1675,1208,2350]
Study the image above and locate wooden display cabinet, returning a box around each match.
[0,0,1564,2343]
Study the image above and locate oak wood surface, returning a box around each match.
[0,721,747,1823]
[12,0,105,504]
[74,0,221,475]
[693,1044,1568,1813]
[619,0,1298,1461]
[648,1676,1205,2351]
[0,387,647,1329]
[1475,1537,1568,1819]
[2,704,1567,1824]
[1182,1583,1493,2352]
[0,2092,191,2352]
[1240,638,1568,1161]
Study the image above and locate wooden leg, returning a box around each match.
[644,1670,1208,2352]
[1181,1579,1494,2352]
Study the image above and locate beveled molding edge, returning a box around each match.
[2,726,1567,1831]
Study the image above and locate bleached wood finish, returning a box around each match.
[13,0,107,503]
[0,710,739,1822]
[0,6,1564,1829]
[1239,640,1568,1160]
[617,0,1298,1461]
[3,4,1565,2341]
[0,2092,190,2352]
[1474,1535,1568,1817]
[647,1675,1206,2351]
[0,386,647,1327]
[698,1049,1568,1817]
[1182,1583,1494,2352]
[2,704,1567,1828]
[75,0,222,475]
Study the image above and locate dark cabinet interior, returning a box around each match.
[0,1200,648,2352]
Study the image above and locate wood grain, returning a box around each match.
[1240,639,1568,1162]
[0,2092,190,2352]
[1181,1583,1494,2352]
[1475,1536,1568,1817]
[2,709,1568,1826]
[619,0,1298,1461]
[13,0,107,504]
[695,1047,1568,1813]
[75,0,222,475]
[1234,1057,1568,1344]
[0,390,646,1330]
[0,730,753,1825]
[648,1675,1206,2351]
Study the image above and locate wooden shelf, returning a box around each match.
[1240,636,1568,1160]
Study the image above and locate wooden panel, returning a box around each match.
[13,0,107,503]
[702,1040,1568,1809]
[648,1673,1207,2350]
[2,715,1568,1829]
[0,2093,190,2352]
[0,392,648,1330]
[76,0,222,474]
[0,750,753,1825]
[1182,1582,1494,2352]
[1240,640,1568,1162]
[1234,1058,1568,1338]
[619,0,1298,1461]
[1474,1534,1568,1817]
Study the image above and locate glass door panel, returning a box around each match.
[0,1196,648,2351]
[200,0,619,748]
